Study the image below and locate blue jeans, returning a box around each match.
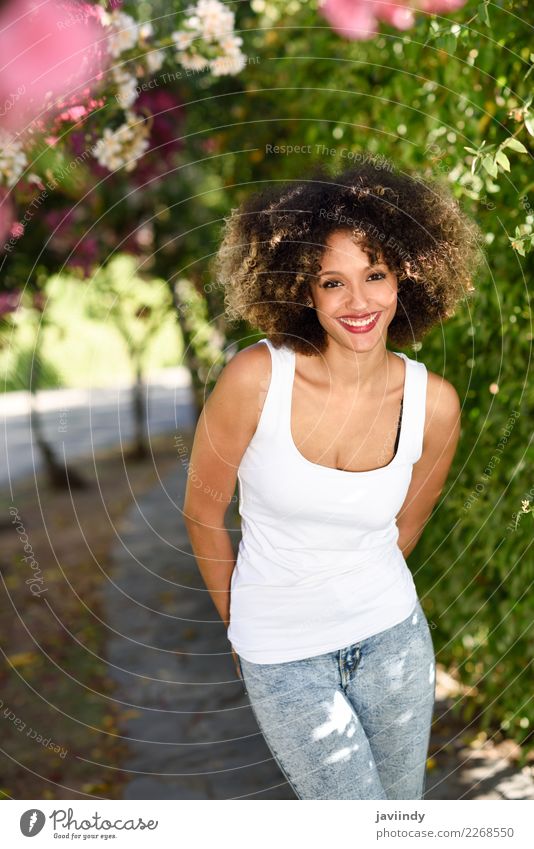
[237,597,436,800]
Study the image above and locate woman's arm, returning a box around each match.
[183,342,271,628]
[396,372,462,559]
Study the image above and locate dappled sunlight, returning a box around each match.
[311,690,358,742]
[323,742,360,765]
[395,709,414,725]
[312,691,367,767]
[383,654,408,691]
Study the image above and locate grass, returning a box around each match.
[1,273,183,392]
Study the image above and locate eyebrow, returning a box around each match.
[318,263,386,277]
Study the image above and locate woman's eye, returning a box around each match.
[322,273,387,288]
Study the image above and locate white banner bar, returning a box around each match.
[3,799,533,848]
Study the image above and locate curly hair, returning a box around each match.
[212,157,484,355]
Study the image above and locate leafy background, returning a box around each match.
[0,0,532,779]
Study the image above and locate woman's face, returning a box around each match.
[309,230,398,352]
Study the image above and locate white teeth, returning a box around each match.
[339,313,378,327]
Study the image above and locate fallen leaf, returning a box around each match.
[6,652,38,668]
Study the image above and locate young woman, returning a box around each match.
[183,159,482,800]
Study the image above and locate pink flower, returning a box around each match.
[41,204,100,275]
[319,0,378,40]
[419,0,466,9]
[0,290,21,316]
[130,89,185,187]
[0,188,14,244]
[10,221,24,238]
[374,1,415,30]
[53,96,106,137]
[319,0,467,40]
[0,0,107,133]
[56,105,90,123]
[66,236,99,276]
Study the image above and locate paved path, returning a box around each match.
[104,459,534,800]
[104,460,294,800]
[1,368,195,487]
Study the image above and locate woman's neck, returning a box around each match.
[312,340,393,394]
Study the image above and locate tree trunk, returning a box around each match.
[129,359,148,460]
[173,300,205,421]
[27,329,86,489]
[29,393,86,489]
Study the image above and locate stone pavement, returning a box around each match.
[1,367,194,486]
[104,449,534,801]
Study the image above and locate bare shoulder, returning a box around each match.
[205,340,272,436]
[215,340,271,395]
[186,342,273,517]
[426,369,461,419]
[424,368,461,443]
[227,340,271,373]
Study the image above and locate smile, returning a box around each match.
[336,312,381,332]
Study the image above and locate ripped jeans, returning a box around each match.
[236,597,436,800]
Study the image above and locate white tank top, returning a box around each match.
[227,338,428,664]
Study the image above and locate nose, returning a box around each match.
[343,281,369,311]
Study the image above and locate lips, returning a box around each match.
[336,312,381,333]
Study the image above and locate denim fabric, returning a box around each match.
[237,597,436,800]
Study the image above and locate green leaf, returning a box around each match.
[481,155,498,177]
[524,117,534,136]
[495,150,511,171]
[501,137,528,153]
[436,33,457,54]
[478,2,490,26]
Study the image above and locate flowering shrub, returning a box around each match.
[0,0,248,194]
[0,131,28,189]
[171,0,247,75]
[0,0,105,133]
[91,110,151,172]
[318,0,468,40]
